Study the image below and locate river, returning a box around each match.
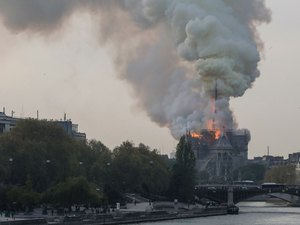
[141,202,300,225]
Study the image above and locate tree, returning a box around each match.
[169,136,197,202]
[264,165,296,184]
[233,163,266,183]
[87,140,112,186]
[105,141,170,202]
[6,180,40,212]
[0,119,172,207]
[44,177,102,209]
[0,119,78,191]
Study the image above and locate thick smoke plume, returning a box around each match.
[0,0,271,139]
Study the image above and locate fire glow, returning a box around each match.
[191,126,222,141]
[215,128,221,140]
[191,132,202,138]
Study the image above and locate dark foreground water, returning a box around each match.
[141,202,300,225]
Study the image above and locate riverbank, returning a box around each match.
[0,203,227,225]
[54,208,227,225]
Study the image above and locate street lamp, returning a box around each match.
[149,161,154,210]
[44,159,51,186]
[8,158,13,184]
[105,162,111,187]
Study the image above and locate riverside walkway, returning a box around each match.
[0,202,227,225]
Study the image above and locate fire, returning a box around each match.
[189,119,222,141]
[206,119,222,140]
[215,129,221,140]
[191,132,202,138]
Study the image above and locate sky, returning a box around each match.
[0,0,299,158]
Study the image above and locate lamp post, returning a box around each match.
[104,162,111,212]
[43,159,51,215]
[8,158,13,184]
[78,161,84,177]
[45,159,51,181]
[149,160,154,210]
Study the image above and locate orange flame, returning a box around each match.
[206,119,222,140]
[191,132,202,138]
[215,129,221,140]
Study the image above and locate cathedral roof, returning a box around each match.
[210,133,234,150]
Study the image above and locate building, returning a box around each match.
[288,152,300,164]
[0,111,18,134]
[296,161,300,185]
[0,110,86,141]
[250,155,286,168]
[187,129,250,182]
[55,120,86,141]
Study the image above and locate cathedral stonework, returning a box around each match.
[187,129,250,183]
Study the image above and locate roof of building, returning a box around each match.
[0,112,14,120]
[210,133,234,150]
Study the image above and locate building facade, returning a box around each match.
[0,112,18,134]
[55,120,86,141]
[187,129,250,182]
[250,155,286,168]
[288,152,300,164]
[0,111,86,141]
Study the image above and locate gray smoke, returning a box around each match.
[0,0,271,139]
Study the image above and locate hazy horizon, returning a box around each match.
[1,0,299,158]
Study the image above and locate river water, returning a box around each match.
[141,202,300,225]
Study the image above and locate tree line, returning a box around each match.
[1,119,296,212]
[0,119,196,211]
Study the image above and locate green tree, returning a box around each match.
[106,141,170,202]
[44,177,102,209]
[0,119,78,191]
[233,163,266,183]
[264,165,296,184]
[0,119,172,207]
[6,185,40,212]
[169,136,197,202]
[87,140,112,186]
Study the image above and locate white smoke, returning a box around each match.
[0,0,271,139]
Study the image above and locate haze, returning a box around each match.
[0,0,298,158]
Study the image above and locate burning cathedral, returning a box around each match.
[186,128,250,182]
[186,83,250,182]
[0,1,269,182]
